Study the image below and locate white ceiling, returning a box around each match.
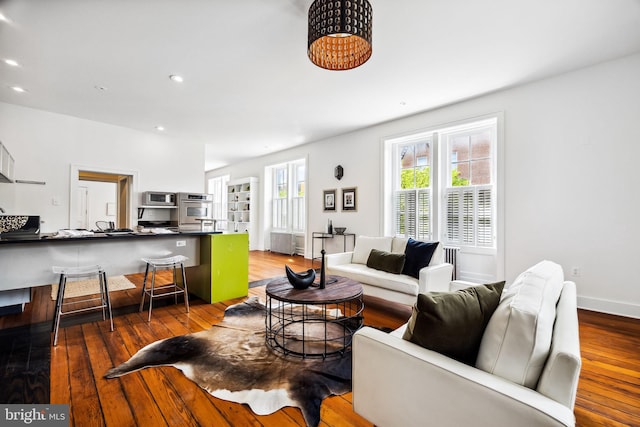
[1,0,639,171]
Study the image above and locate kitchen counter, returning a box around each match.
[0,230,237,312]
[0,230,221,245]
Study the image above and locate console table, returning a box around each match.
[265,275,364,359]
[311,232,356,261]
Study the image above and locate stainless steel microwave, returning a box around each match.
[142,191,176,206]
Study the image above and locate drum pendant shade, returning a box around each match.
[308,0,372,70]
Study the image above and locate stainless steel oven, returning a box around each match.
[172,193,213,230]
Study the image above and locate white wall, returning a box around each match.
[0,103,205,232]
[208,52,640,318]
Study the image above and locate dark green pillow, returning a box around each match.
[402,281,505,365]
[366,249,406,274]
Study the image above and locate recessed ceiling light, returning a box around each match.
[4,59,19,67]
[155,126,165,131]
[169,75,184,83]
[10,86,26,93]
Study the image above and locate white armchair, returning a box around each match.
[352,263,581,427]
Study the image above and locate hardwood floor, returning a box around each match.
[0,250,639,426]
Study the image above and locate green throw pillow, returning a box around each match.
[366,249,406,274]
[402,281,505,365]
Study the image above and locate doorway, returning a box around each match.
[69,165,138,230]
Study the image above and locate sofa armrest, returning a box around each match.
[417,262,453,293]
[537,281,581,408]
[353,327,575,427]
[325,251,354,267]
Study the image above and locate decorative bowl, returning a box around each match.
[285,265,316,289]
[334,227,346,235]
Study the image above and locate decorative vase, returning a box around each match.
[319,249,326,289]
[285,265,316,290]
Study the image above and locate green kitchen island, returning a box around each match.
[189,232,249,303]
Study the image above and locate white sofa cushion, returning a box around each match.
[327,263,419,296]
[352,236,393,264]
[391,237,408,254]
[476,260,565,388]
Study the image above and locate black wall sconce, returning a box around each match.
[334,165,344,180]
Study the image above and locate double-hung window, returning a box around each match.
[270,159,306,232]
[207,174,229,231]
[272,166,288,230]
[387,117,498,250]
[394,138,433,241]
[443,124,495,247]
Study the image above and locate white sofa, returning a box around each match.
[325,236,453,305]
[352,261,582,427]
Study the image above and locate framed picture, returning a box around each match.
[341,187,357,212]
[323,189,337,211]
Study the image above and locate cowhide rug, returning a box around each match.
[105,296,352,427]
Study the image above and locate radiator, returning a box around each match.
[443,246,460,280]
[270,232,295,255]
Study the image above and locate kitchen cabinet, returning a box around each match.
[227,177,257,250]
[0,141,15,183]
[190,233,248,303]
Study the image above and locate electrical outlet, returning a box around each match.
[571,267,581,277]
[176,240,186,247]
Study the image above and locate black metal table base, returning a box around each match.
[265,296,364,359]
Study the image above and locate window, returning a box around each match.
[444,126,495,247]
[272,166,288,229]
[387,117,498,250]
[271,159,306,232]
[292,163,306,231]
[394,139,432,240]
[207,174,229,230]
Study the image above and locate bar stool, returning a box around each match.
[51,265,114,346]
[139,255,189,321]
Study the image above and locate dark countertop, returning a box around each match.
[0,230,223,245]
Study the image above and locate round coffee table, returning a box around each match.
[265,275,364,359]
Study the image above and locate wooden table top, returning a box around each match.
[266,275,363,304]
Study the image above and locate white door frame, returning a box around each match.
[69,165,139,229]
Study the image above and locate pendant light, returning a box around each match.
[307,0,372,70]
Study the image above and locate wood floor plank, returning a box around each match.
[81,321,136,427]
[49,329,71,406]
[320,394,373,427]
[64,325,105,427]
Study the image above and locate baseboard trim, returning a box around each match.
[578,296,640,319]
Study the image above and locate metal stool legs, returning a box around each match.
[51,265,114,346]
[139,255,189,321]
